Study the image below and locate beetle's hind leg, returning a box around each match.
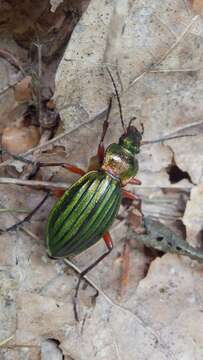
[73,231,113,321]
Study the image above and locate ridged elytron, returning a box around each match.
[45,70,143,318]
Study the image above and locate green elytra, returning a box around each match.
[46,124,142,258]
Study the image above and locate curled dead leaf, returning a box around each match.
[2,125,40,155]
[14,76,33,102]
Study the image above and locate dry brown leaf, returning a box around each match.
[2,126,40,155]
[14,76,33,102]
[190,0,203,17]
[0,0,203,359]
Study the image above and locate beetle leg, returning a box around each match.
[128,177,142,185]
[122,190,140,201]
[51,188,66,198]
[73,231,113,321]
[1,191,50,233]
[37,162,85,176]
[97,97,113,163]
[122,190,144,218]
[97,143,105,164]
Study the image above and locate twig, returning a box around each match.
[0,177,194,189]
[0,208,30,213]
[0,335,14,347]
[149,67,202,73]
[162,120,203,135]
[0,81,19,95]
[0,177,69,189]
[142,134,197,145]
[0,49,25,75]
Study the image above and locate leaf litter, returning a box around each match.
[0,0,203,359]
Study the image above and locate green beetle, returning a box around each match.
[46,124,143,259]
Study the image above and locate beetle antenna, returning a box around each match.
[106,66,126,133]
[128,117,136,127]
[142,133,196,145]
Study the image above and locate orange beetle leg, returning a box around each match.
[122,190,140,201]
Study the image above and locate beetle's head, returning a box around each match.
[119,122,143,155]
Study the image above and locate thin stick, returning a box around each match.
[0,177,193,189]
[0,335,14,347]
[0,49,25,75]
[142,133,196,145]
[0,177,69,189]
[0,208,30,213]
[159,120,203,135]
[149,67,202,73]
[0,81,19,95]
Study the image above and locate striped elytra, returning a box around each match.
[46,170,121,258]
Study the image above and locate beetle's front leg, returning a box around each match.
[128,177,142,185]
[122,190,140,201]
[88,97,113,171]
